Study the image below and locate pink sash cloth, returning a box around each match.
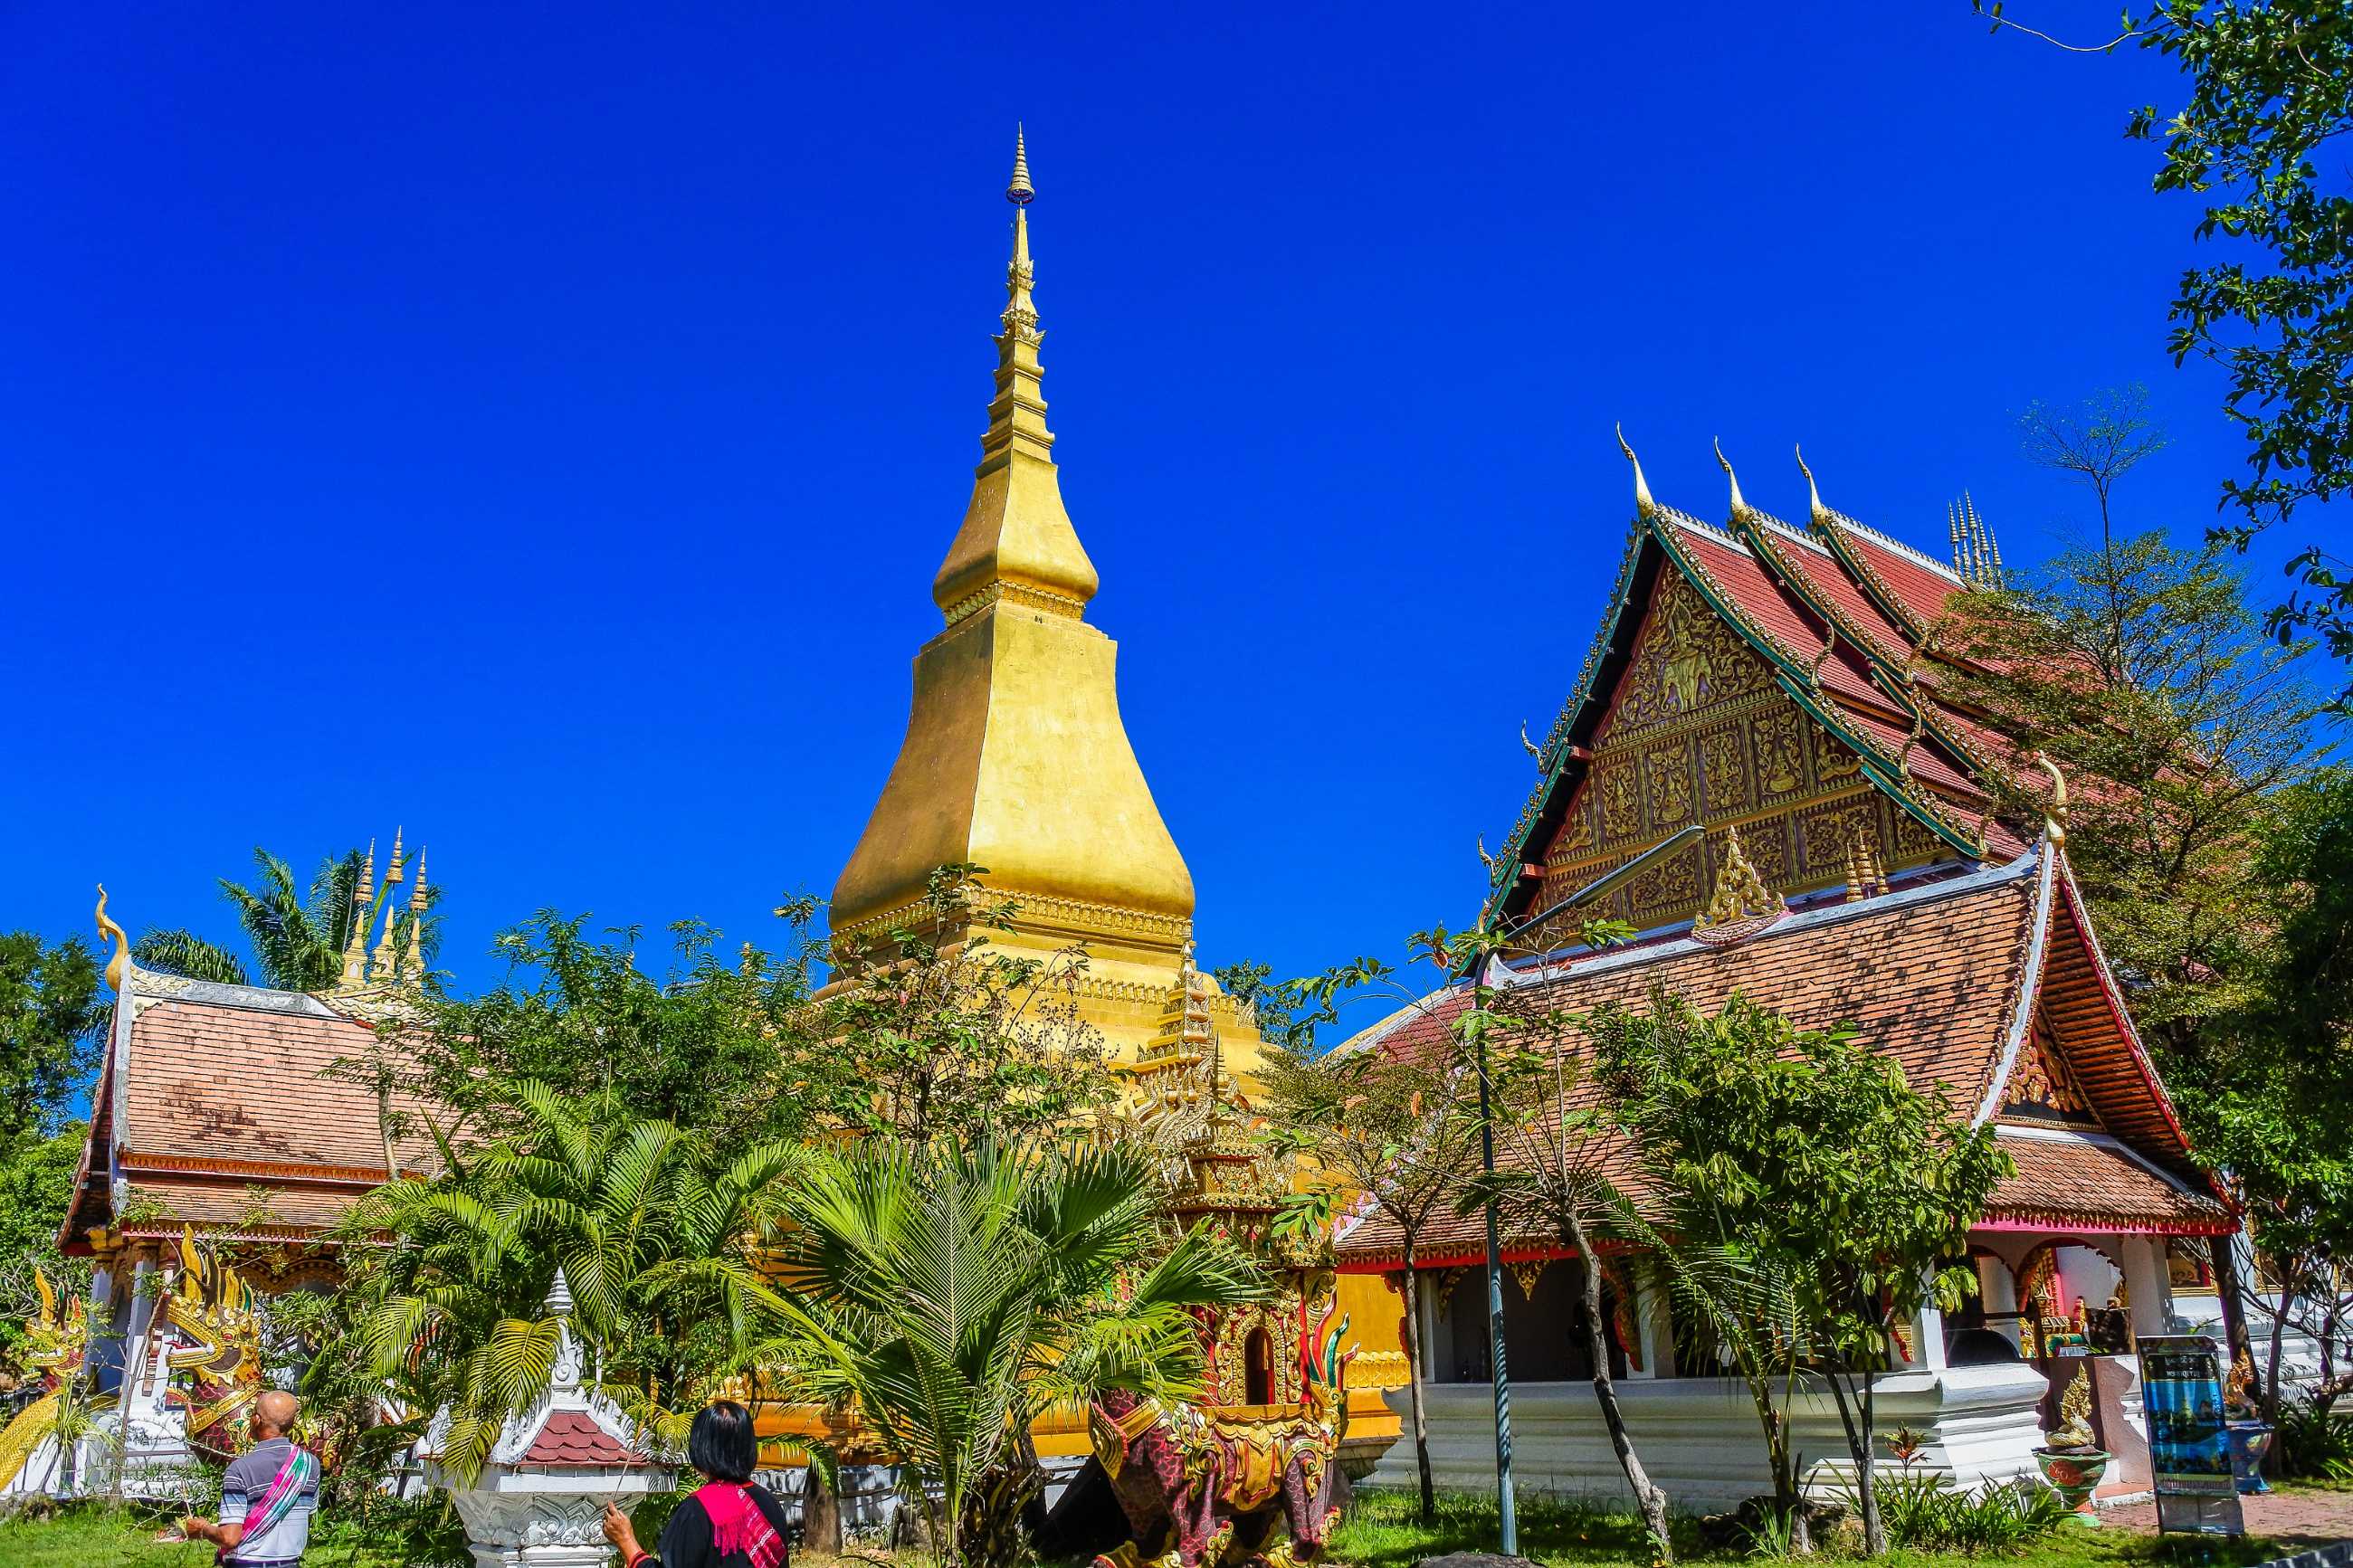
[696,1482,786,1568]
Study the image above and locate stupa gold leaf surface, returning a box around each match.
[831,137,1255,1066]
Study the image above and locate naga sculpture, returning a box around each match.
[0,1269,110,1490]
[1088,1307,1353,1568]
[161,1230,267,1465]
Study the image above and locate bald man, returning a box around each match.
[180,1390,320,1565]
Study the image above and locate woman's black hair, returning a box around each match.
[688,1400,758,1483]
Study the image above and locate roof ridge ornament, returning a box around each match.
[96,884,129,993]
[1615,423,1656,518]
[1713,436,1753,522]
[1691,825,1787,946]
[2031,750,2069,847]
[1794,444,1831,527]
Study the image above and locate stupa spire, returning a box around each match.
[339,840,376,988]
[930,128,1100,619]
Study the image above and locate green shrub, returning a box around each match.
[2274,1393,2353,1482]
[1847,1465,2065,1555]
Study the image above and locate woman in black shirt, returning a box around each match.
[604,1401,791,1568]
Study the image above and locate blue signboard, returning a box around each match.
[2138,1335,2243,1535]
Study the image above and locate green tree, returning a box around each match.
[0,932,105,1139]
[2181,768,2353,1416]
[810,865,1118,1142]
[349,1081,807,1483]
[1975,2,2353,700]
[1939,526,2322,1055]
[1596,993,2010,1556]
[0,1125,91,1360]
[1253,964,1488,1527]
[405,909,819,1158]
[754,1136,1261,1568]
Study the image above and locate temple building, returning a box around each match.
[1329,442,2248,1506]
[33,840,437,1483]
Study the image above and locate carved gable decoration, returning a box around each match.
[1529,568,1910,936]
[2004,1011,2093,1123]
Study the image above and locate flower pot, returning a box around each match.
[2225,1421,2274,1495]
[2034,1448,2110,1526]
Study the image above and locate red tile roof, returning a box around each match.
[1338,852,2221,1267]
[1986,1128,2232,1234]
[519,1410,644,1468]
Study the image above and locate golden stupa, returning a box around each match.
[832,133,1262,1068]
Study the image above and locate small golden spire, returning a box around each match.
[1714,437,1751,520]
[1006,123,1034,204]
[1795,444,1829,526]
[1949,499,1966,575]
[1615,423,1656,518]
[339,839,376,989]
[95,884,129,993]
[2031,750,2070,847]
[397,848,428,984]
[372,834,405,983]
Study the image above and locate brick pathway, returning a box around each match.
[2103,1489,2353,1545]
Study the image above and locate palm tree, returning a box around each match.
[350,1081,805,1483]
[755,1136,1263,1568]
[131,845,437,991]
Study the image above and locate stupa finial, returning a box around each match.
[340,840,377,988]
[1615,423,1656,518]
[1006,124,1034,205]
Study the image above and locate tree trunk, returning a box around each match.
[1402,1253,1436,1524]
[1565,1221,1672,1559]
[802,1460,843,1553]
[2266,1278,2291,1429]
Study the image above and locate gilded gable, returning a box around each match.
[1528,570,1932,937]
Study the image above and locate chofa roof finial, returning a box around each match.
[95,884,129,993]
[1714,436,1750,520]
[1794,444,1830,527]
[1615,423,1656,518]
[2031,750,2069,847]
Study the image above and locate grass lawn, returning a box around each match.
[0,1504,414,1567]
[1327,1487,2343,1568]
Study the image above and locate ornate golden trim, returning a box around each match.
[939,578,1090,626]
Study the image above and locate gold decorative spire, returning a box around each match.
[833,133,1196,1021]
[372,832,405,982]
[340,840,376,988]
[1615,423,1656,518]
[1006,124,1034,204]
[1795,445,1830,526]
[1713,437,1752,520]
[397,847,428,984]
[95,885,129,993]
[929,128,1100,619]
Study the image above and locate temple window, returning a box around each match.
[1243,1326,1272,1405]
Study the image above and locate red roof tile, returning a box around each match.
[1987,1129,2232,1234]
[519,1409,643,1467]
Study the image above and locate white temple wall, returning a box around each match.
[1366,1364,2049,1511]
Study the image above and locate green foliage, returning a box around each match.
[0,1125,92,1359]
[405,909,818,1156]
[1595,992,2011,1554]
[1939,523,2322,1053]
[811,866,1119,1143]
[132,845,436,993]
[405,867,1116,1158]
[2177,769,2353,1391]
[1977,2,2353,701]
[0,931,104,1140]
[2275,1391,2353,1480]
[753,1136,1262,1568]
[347,1082,806,1483]
[1861,1465,2066,1555]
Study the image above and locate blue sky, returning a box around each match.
[1,1,2338,1003]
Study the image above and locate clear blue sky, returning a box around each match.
[1,1,2335,999]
